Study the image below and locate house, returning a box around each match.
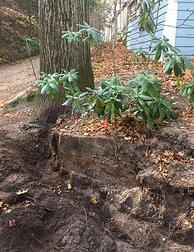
[105,0,194,58]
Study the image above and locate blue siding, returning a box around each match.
[127,0,168,53]
[127,0,194,58]
[176,0,194,57]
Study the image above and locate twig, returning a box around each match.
[111,39,117,76]
[140,224,155,248]
[83,207,88,226]
[146,0,161,67]
[26,196,54,212]
[111,1,118,76]
[22,122,45,130]
[69,119,82,133]
[177,12,193,28]
[25,39,37,80]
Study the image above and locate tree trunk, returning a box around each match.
[39,0,93,88]
[37,0,94,125]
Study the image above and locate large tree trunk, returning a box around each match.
[37,0,94,125]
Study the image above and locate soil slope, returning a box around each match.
[0,0,38,64]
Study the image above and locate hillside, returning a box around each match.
[0,0,38,64]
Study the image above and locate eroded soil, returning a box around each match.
[1,126,194,252]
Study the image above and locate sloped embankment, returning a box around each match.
[48,119,194,250]
[0,124,194,251]
[0,0,38,64]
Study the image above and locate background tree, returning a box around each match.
[37,0,94,124]
[89,0,110,30]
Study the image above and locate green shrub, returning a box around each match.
[36,70,79,98]
[86,77,130,120]
[151,36,194,78]
[63,92,88,114]
[128,72,162,97]
[128,72,176,129]
[25,36,39,49]
[62,22,101,46]
[37,70,176,130]
[62,29,82,43]
[116,27,128,45]
[63,76,130,119]
[180,81,194,103]
[137,0,156,34]
[63,72,176,129]
[78,22,101,46]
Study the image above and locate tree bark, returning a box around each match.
[39,0,94,89]
[37,0,94,125]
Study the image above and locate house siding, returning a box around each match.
[127,0,194,58]
[176,0,194,57]
[127,0,168,53]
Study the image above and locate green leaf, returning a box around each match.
[41,84,49,95]
[63,97,73,107]
[180,81,194,103]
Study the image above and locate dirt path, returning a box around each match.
[0,57,39,136]
[0,56,39,103]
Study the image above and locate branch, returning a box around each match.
[177,12,194,28]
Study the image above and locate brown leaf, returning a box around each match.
[9,219,16,227]
[0,201,4,208]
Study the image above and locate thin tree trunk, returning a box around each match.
[37,0,94,125]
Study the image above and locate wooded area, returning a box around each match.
[0,1,194,251]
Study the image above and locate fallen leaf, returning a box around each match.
[9,219,16,227]
[124,136,132,142]
[5,209,12,214]
[144,148,150,158]
[177,151,184,157]
[16,189,29,195]
[103,118,109,129]
[67,181,72,190]
[90,195,98,205]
